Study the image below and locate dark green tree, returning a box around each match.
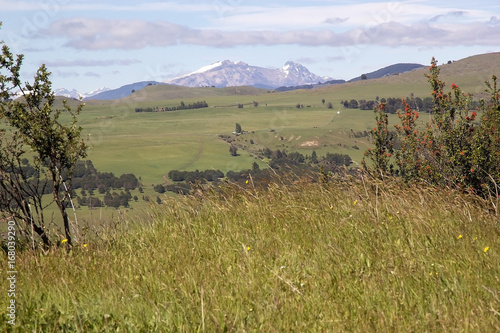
[235,123,242,134]
[311,151,318,163]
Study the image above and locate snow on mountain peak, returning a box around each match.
[53,86,110,99]
[190,60,227,75]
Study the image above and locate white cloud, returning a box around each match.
[43,17,500,50]
[44,58,141,67]
[84,71,100,77]
[0,0,219,12]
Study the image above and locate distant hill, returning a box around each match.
[275,79,346,92]
[273,64,424,92]
[312,52,500,100]
[84,81,165,100]
[114,84,268,104]
[348,63,425,82]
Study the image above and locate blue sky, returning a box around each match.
[1,0,499,92]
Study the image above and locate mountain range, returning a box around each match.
[53,87,110,100]
[54,60,425,100]
[167,60,332,89]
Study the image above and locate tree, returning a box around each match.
[154,184,165,193]
[235,123,242,134]
[361,74,368,80]
[0,26,88,248]
[311,151,318,163]
[322,98,325,105]
[229,145,238,156]
[348,99,359,109]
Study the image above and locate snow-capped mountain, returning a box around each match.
[167,60,332,89]
[53,87,110,99]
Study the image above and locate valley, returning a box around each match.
[80,52,498,184]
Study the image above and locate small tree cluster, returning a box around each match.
[103,190,132,208]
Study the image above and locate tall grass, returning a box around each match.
[1,176,499,331]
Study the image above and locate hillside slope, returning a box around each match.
[313,52,500,100]
[348,63,424,82]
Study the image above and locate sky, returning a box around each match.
[1,0,500,93]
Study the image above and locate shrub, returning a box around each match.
[364,58,500,198]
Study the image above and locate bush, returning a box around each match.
[154,184,166,194]
[364,58,500,198]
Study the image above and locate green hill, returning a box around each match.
[315,52,500,100]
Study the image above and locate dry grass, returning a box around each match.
[1,175,499,331]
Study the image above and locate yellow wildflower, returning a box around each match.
[457,234,462,239]
[354,200,358,205]
[61,239,68,243]
[246,180,249,184]
[246,246,250,251]
[484,246,490,253]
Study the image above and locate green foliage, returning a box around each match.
[362,103,395,176]
[0,32,87,248]
[365,58,500,199]
[153,184,165,194]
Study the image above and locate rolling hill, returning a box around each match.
[91,52,500,105]
[83,81,165,100]
[348,63,424,82]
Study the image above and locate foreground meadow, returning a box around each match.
[1,176,499,332]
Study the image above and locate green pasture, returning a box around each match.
[79,94,379,185]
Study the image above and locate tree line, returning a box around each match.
[340,96,481,114]
[135,100,208,113]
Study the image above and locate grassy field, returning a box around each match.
[1,177,499,331]
[77,52,499,185]
[14,52,496,228]
[77,82,404,185]
[1,53,500,331]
